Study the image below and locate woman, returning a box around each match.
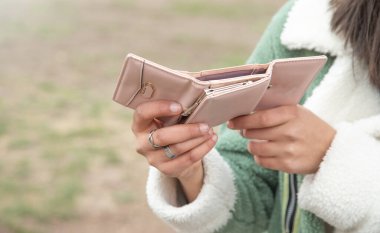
[131,0,380,232]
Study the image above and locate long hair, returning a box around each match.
[330,0,380,90]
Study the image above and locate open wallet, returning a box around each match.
[113,53,327,127]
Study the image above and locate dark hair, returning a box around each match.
[330,0,380,90]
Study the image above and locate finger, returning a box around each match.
[247,141,281,157]
[146,134,212,165]
[242,125,285,141]
[146,123,212,149]
[157,135,218,177]
[255,155,298,173]
[227,105,299,130]
[132,100,182,133]
[253,155,281,171]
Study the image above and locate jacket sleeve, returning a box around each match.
[298,115,380,233]
[146,126,279,233]
[146,148,237,233]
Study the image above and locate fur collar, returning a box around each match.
[281,0,349,56]
[280,0,380,125]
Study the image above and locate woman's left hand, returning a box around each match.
[227,105,336,174]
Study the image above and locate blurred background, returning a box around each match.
[0,0,285,232]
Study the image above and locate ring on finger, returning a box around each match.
[148,129,162,149]
[163,145,176,159]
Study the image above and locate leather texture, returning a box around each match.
[113,53,327,127]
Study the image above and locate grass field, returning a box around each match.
[0,0,285,232]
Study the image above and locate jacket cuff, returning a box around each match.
[298,120,380,232]
[146,148,236,233]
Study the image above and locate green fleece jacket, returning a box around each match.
[214,1,334,232]
[146,0,380,232]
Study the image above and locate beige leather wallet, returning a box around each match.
[113,53,327,127]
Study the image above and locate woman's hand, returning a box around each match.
[227,105,336,174]
[131,100,217,202]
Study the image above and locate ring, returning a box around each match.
[148,129,162,149]
[163,146,176,159]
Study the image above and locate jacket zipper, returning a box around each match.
[285,174,298,233]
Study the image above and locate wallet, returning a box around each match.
[113,53,327,127]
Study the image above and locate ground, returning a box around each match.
[0,0,285,232]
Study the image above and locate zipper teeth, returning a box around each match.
[285,174,297,233]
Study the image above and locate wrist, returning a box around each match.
[178,161,204,182]
[177,161,204,202]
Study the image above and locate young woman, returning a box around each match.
[131,0,380,232]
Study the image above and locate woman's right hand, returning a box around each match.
[131,100,218,201]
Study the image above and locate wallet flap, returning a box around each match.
[255,55,327,110]
[184,77,270,127]
[113,54,207,112]
[113,54,145,107]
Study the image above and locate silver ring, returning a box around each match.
[148,129,161,149]
[163,146,176,159]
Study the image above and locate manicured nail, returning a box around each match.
[199,123,210,133]
[247,143,252,153]
[227,121,233,128]
[208,128,214,135]
[212,134,218,142]
[170,103,181,113]
[240,129,245,137]
[250,139,268,143]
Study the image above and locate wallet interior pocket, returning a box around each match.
[197,69,261,81]
[187,64,269,81]
[182,78,270,127]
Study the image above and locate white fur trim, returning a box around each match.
[303,56,380,125]
[282,2,380,231]
[146,148,236,233]
[281,0,350,56]
[299,120,380,233]
[296,37,380,233]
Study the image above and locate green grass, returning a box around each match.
[170,0,274,19]
[214,51,251,67]
[0,216,38,233]
[45,179,82,220]
[0,179,36,196]
[0,101,8,137]
[38,82,58,93]
[66,127,110,138]
[113,191,135,204]
[8,138,34,150]
[0,118,7,137]
[108,0,136,10]
[13,160,32,179]
[0,159,84,232]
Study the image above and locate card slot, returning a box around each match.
[183,78,270,126]
[197,67,267,81]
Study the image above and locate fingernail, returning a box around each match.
[212,134,218,142]
[199,123,210,133]
[240,129,245,137]
[170,103,181,113]
[227,121,233,128]
[208,128,214,135]
[247,143,252,153]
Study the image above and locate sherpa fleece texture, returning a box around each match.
[146,0,380,232]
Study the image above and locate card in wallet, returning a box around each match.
[113,53,327,127]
